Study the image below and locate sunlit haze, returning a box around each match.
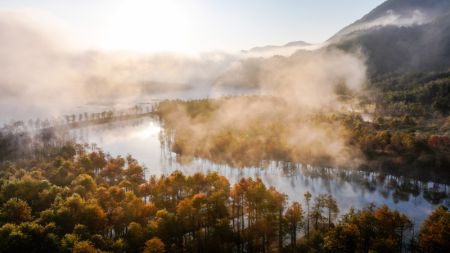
[1,0,384,53]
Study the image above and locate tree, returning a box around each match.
[268,188,286,250]
[304,191,312,237]
[73,240,99,253]
[230,178,248,252]
[419,206,450,253]
[324,223,359,253]
[144,237,165,253]
[0,222,60,253]
[89,151,107,175]
[100,157,125,184]
[124,155,145,189]
[373,205,412,253]
[126,222,145,253]
[176,197,196,242]
[71,174,97,196]
[311,195,326,230]
[284,201,303,250]
[1,198,32,224]
[324,194,339,228]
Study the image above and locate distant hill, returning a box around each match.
[243,40,310,53]
[328,0,450,75]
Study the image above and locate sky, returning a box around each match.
[0,0,385,53]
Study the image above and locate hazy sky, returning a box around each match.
[1,0,385,53]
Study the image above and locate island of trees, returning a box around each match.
[156,71,450,183]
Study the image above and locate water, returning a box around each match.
[71,116,449,227]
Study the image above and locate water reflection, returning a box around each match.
[70,116,449,226]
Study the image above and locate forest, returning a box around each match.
[0,71,449,252]
[0,140,448,253]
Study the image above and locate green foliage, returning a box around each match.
[371,71,450,116]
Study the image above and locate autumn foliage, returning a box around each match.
[0,144,447,252]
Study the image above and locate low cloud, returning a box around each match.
[335,9,433,40]
[0,10,367,123]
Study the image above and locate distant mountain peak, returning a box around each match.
[244,40,310,53]
[283,41,311,47]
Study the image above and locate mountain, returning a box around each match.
[242,0,450,75]
[328,0,450,75]
[243,40,310,53]
[331,0,450,41]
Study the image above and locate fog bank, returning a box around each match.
[1,10,367,122]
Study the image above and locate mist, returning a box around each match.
[0,9,367,120]
[157,48,368,168]
[333,8,437,41]
[354,9,431,31]
[0,10,243,121]
[1,9,370,168]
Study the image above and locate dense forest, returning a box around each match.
[369,71,450,116]
[0,141,448,253]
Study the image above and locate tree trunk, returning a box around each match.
[278,209,283,251]
[306,204,310,238]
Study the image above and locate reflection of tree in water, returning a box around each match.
[0,123,75,161]
[423,185,449,205]
[298,166,449,205]
[160,126,449,206]
[67,117,450,210]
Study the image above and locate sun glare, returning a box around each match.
[101,0,194,53]
[138,122,161,139]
